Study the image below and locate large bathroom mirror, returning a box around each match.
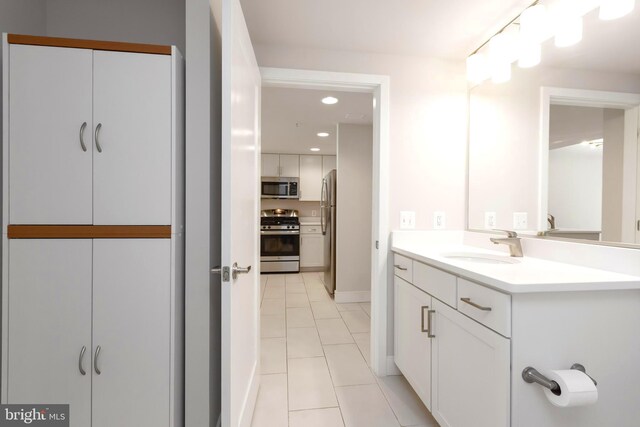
[468,5,640,246]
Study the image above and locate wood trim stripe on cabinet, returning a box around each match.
[7,34,172,55]
[7,225,172,239]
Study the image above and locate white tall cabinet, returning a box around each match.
[2,34,184,427]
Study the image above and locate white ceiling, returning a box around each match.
[239,0,533,59]
[262,87,373,155]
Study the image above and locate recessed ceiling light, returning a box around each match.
[317,132,330,137]
[310,148,320,152]
[322,96,338,105]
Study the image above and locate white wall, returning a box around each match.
[0,1,47,36]
[469,66,640,231]
[602,109,626,242]
[336,124,373,298]
[548,144,603,230]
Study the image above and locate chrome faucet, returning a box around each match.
[490,230,523,257]
[547,214,556,230]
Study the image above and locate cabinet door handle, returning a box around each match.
[79,122,88,152]
[421,306,429,333]
[460,297,492,311]
[94,345,102,375]
[427,310,436,338]
[78,346,87,375]
[95,123,103,153]
[394,264,408,271]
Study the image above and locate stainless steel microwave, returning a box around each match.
[261,177,299,199]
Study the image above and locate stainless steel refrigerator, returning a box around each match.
[321,169,337,294]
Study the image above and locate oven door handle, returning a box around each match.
[260,230,300,235]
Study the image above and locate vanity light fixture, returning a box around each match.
[310,147,320,152]
[489,33,513,83]
[317,132,330,137]
[322,96,339,105]
[554,11,583,47]
[600,0,635,20]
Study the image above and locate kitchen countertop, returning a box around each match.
[299,217,321,226]
[391,242,640,294]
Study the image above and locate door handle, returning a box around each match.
[421,306,429,333]
[94,345,102,375]
[78,346,87,375]
[79,122,88,152]
[232,262,252,280]
[95,123,103,153]
[427,310,436,338]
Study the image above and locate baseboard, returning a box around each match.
[386,356,401,376]
[238,364,260,427]
[334,290,371,303]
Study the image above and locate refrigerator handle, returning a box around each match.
[320,178,328,235]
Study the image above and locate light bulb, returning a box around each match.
[466,53,489,83]
[518,42,541,68]
[489,33,512,83]
[600,0,635,20]
[555,13,583,47]
[520,5,549,43]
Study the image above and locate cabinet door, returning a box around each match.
[7,240,92,427]
[93,51,172,225]
[279,154,300,177]
[92,239,171,427]
[261,153,280,177]
[300,233,324,267]
[9,45,93,224]
[394,276,433,410]
[299,155,323,201]
[431,299,510,427]
[322,155,337,177]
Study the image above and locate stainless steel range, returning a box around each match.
[260,209,300,273]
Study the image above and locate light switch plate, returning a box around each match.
[433,211,446,230]
[484,212,496,229]
[311,210,317,217]
[400,211,416,229]
[513,212,528,230]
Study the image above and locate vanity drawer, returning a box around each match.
[457,278,511,337]
[413,262,457,308]
[393,254,413,283]
[301,225,322,234]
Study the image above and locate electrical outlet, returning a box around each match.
[400,211,416,229]
[513,212,528,230]
[484,212,496,229]
[433,211,446,230]
[311,210,317,217]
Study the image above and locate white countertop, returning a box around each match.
[392,242,640,294]
[299,217,321,226]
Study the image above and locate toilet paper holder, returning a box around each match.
[522,364,597,395]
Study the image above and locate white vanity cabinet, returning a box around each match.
[300,224,324,268]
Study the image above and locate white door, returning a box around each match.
[279,154,300,177]
[261,153,280,177]
[299,155,323,201]
[220,0,262,425]
[92,239,171,427]
[322,155,337,177]
[431,299,510,427]
[9,45,93,224]
[7,240,92,427]
[394,276,433,410]
[93,51,172,225]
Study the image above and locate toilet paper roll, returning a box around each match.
[544,369,598,407]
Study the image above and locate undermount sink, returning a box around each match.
[441,252,521,265]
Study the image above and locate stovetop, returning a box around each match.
[260,209,300,226]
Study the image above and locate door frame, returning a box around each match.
[260,67,391,376]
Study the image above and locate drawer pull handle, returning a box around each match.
[421,305,429,333]
[94,345,102,375]
[394,264,408,271]
[427,310,436,338]
[460,297,492,312]
[78,346,87,375]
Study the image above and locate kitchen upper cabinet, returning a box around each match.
[431,299,510,427]
[93,51,172,225]
[394,276,433,411]
[7,239,93,427]
[9,44,94,224]
[299,155,323,201]
[300,225,324,267]
[279,154,300,177]
[323,155,337,177]
[261,153,280,177]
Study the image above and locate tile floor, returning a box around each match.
[253,272,439,427]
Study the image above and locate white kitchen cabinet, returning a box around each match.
[92,239,171,427]
[261,153,280,177]
[394,276,433,410]
[300,225,324,267]
[7,239,93,427]
[93,51,172,225]
[279,154,300,177]
[299,155,323,201]
[322,155,337,177]
[431,299,510,427]
[9,44,94,224]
